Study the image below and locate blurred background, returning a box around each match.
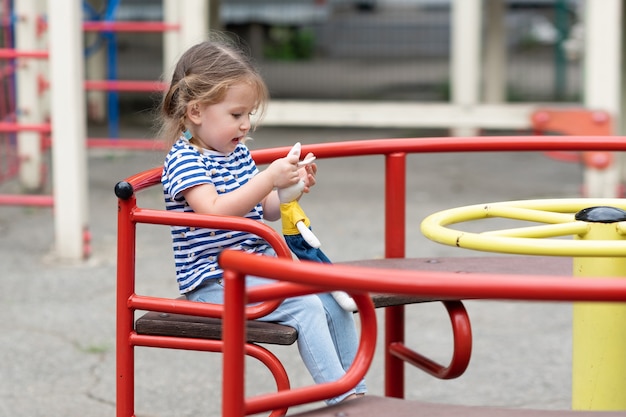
[0,4,619,416]
[4,0,616,262]
[107,0,583,121]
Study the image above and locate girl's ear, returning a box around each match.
[186,102,202,125]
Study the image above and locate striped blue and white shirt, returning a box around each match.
[162,138,269,294]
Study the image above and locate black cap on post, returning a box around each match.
[575,206,626,223]
[114,181,134,200]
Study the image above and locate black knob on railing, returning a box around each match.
[114,181,134,200]
[575,206,626,223]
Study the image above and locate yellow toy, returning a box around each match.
[278,143,357,312]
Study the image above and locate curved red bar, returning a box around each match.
[388,300,472,380]
[129,332,290,417]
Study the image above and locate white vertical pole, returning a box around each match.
[484,0,506,104]
[163,0,180,82]
[176,0,209,61]
[48,0,88,261]
[585,1,621,117]
[450,0,482,137]
[163,0,209,83]
[180,0,209,49]
[14,0,42,191]
[583,0,622,198]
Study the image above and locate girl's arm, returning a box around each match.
[183,155,299,217]
[261,189,281,222]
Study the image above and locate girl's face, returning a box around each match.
[189,81,257,154]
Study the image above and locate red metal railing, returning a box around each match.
[0,17,175,172]
[0,5,181,209]
[116,136,626,417]
[116,165,293,417]
[219,250,626,417]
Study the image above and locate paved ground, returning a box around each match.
[0,125,587,416]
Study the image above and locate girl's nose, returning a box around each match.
[240,115,251,131]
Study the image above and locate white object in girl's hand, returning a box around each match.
[287,142,316,167]
[298,154,316,167]
[278,142,314,203]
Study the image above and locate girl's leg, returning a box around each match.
[317,292,367,395]
[186,275,365,404]
[260,291,358,404]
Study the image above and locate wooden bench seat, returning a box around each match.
[135,292,431,345]
[289,396,624,417]
[136,310,298,345]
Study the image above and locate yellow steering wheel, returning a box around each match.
[421,197,626,411]
[420,198,626,257]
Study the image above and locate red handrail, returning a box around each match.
[224,250,626,304]
[117,136,626,417]
[222,264,378,416]
[218,250,626,416]
[250,136,626,165]
[247,134,626,398]
[115,166,294,417]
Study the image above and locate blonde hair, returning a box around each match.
[157,36,269,149]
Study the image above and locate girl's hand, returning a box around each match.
[299,152,317,193]
[267,155,300,189]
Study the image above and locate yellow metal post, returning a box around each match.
[573,207,626,410]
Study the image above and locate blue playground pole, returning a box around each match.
[104,0,120,138]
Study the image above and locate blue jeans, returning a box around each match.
[186,262,367,404]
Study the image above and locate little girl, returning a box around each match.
[158,36,366,404]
